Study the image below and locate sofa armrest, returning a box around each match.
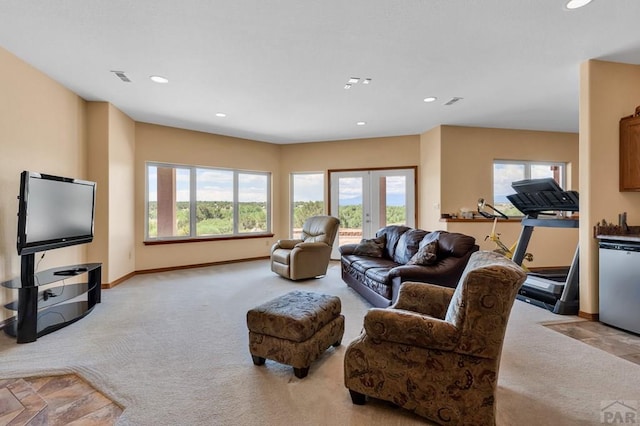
[274,239,304,250]
[339,243,358,255]
[388,264,439,280]
[391,282,455,319]
[364,308,459,350]
[293,241,330,251]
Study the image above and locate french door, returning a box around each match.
[329,168,415,259]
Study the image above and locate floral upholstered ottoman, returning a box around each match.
[246,290,344,378]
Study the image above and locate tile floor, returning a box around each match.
[544,319,640,365]
[0,374,122,425]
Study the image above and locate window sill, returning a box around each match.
[144,233,274,245]
[440,218,521,223]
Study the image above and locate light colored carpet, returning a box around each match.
[0,260,638,425]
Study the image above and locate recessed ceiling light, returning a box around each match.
[344,84,352,90]
[150,75,169,84]
[356,121,366,126]
[215,112,227,118]
[565,0,592,9]
[348,77,360,84]
[423,96,437,103]
[362,78,372,85]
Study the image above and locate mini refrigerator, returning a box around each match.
[599,241,640,334]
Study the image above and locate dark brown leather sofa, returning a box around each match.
[340,225,479,307]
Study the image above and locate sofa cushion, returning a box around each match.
[353,236,386,257]
[392,228,429,264]
[364,267,393,285]
[351,257,399,274]
[437,232,478,257]
[407,240,439,266]
[362,270,394,299]
[420,230,440,248]
[376,225,411,259]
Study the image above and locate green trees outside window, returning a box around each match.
[146,163,271,240]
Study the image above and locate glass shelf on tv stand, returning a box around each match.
[2,262,102,343]
[1,263,102,289]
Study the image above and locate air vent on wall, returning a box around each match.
[111,71,131,83]
[444,97,463,106]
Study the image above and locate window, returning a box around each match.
[146,162,271,241]
[290,173,324,238]
[493,160,566,216]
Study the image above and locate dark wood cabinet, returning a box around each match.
[620,110,640,191]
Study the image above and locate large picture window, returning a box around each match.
[493,160,566,216]
[146,163,271,241]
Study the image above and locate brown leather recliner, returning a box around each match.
[270,215,340,280]
[344,251,526,425]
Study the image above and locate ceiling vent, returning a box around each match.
[444,97,463,106]
[111,71,131,83]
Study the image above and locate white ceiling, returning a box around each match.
[1,1,640,144]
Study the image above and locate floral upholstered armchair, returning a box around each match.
[343,250,526,425]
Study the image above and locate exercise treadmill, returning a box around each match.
[507,178,580,315]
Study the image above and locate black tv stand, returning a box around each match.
[2,254,102,343]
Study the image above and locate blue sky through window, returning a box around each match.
[338,176,406,206]
[148,166,268,203]
[493,163,525,202]
[293,173,323,202]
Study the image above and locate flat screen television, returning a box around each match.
[17,171,96,255]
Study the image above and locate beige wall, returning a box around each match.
[418,127,442,230]
[0,47,88,321]
[579,60,640,314]
[134,123,282,271]
[278,136,420,237]
[433,126,579,268]
[87,103,110,281]
[439,126,578,212]
[87,103,136,284]
[107,105,136,282]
